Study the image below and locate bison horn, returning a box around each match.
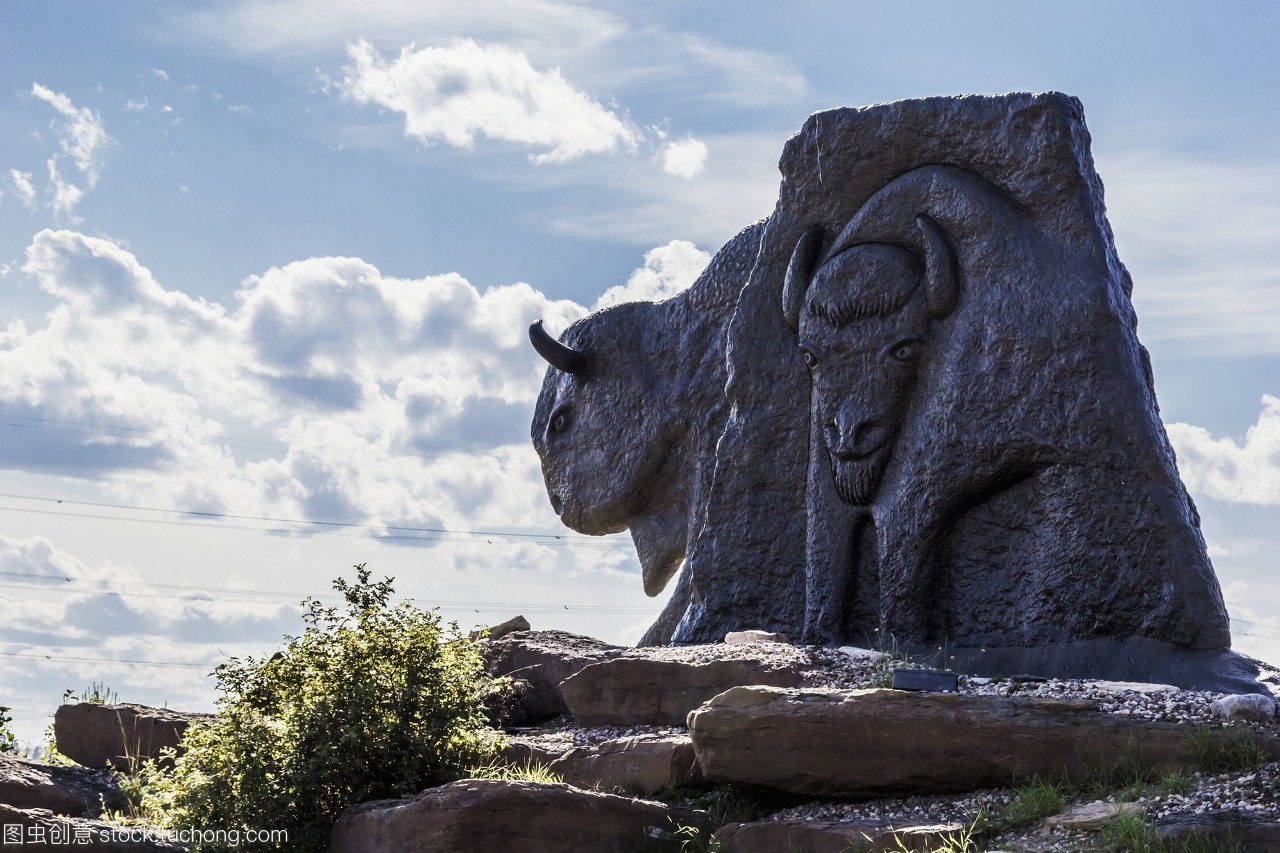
[529,320,588,375]
[782,226,824,331]
[916,214,959,319]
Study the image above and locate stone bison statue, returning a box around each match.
[529,92,1263,693]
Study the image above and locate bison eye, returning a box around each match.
[800,346,819,370]
[886,340,922,364]
[549,405,572,434]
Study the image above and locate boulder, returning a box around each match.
[561,657,803,726]
[471,614,530,641]
[485,630,623,721]
[0,755,120,817]
[714,818,968,853]
[1043,801,1144,831]
[725,630,790,645]
[53,703,209,770]
[500,733,700,796]
[553,735,700,796]
[688,686,1271,798]
[0,804,186,850]
[1211,693,1276,723]
[1156,811,1280,852]
[328,779,708,853]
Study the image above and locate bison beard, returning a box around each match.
[830,453,887,505]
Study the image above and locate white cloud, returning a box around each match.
[31,83,109,185]
[125,97,148,112]
[594,240,710,308]
[660,136,708,178]
[228,103,253,115]
[340,38,639,164]
[10,169,37,209]
[1103,152,1280,357]
[27,83,111,220]
[1167,395,1280,505]
[151,68,169,80]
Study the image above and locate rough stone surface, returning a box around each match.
[529,222,766,646]
[725,630,790,645]
[527,92,1252,693]
[0,804,186,850]
[0,755,121,817]
[1043,801,1144,831]
[328,779,707,853]
[1157,810,1280,852]
[53,703,208,770]
[1212,693,1277,723]
[484,630,623,720]
[472,614,530,641]
[502,732,700,796]
[687,686,1273,798]
[714,818,969,853]
[561,657,804,726]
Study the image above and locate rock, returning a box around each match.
[561,657,804,727]
[484,630,623,721]
[1044,801,1144,831]
[1084,681,1180,694]
[1211,693,1276,723]
[328,779,708,853]
[53,703,209,770]
[714,818,968,853]
[0,755,120,817]
[725,630,790,645]
[688,686,1254,798]
[472,614,530,641]
[0,804,186,850]
[550,734,701,796]
[1157,810,1280,852]
[837,646,890,662]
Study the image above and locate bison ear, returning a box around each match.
[782,226,823,331]
[917,214,959,319]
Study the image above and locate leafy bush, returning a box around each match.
[140,564,507,851]
[0,705,17,754]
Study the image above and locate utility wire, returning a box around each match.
[0,493,632,548]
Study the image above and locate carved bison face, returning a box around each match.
[529,307,683,547]
[784,214,958,507]
[800,245,929,505]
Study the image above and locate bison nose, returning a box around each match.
[549,493,564,516]
[830,415,890,461]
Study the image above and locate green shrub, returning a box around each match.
[139,564,507,851]
[0,705,17,754]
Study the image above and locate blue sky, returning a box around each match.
[0,2,1277,743]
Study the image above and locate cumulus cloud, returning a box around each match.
[1167,395,1280,505]
[594,240,710,308]
[340,38,639,164]
[660,136,708,178]
[1,229,606,535]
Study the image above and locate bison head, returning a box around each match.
[784,215,958,505]
[530,305,687,594]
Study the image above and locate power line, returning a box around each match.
[0,571,662,614]
[0,492,632,548]
[0,410,514,465]
[0,650,214,669]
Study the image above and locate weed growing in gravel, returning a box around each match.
[1153,768,1196,797]
[1081,736,1156,799]
[465,759,563,784]
[1099,809,1245,853]
[1190,724,1269,773]
[1001,777,1066,826]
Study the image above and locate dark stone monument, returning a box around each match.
[529,92,1261,692]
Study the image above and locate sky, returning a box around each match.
[0,1,1277,744]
